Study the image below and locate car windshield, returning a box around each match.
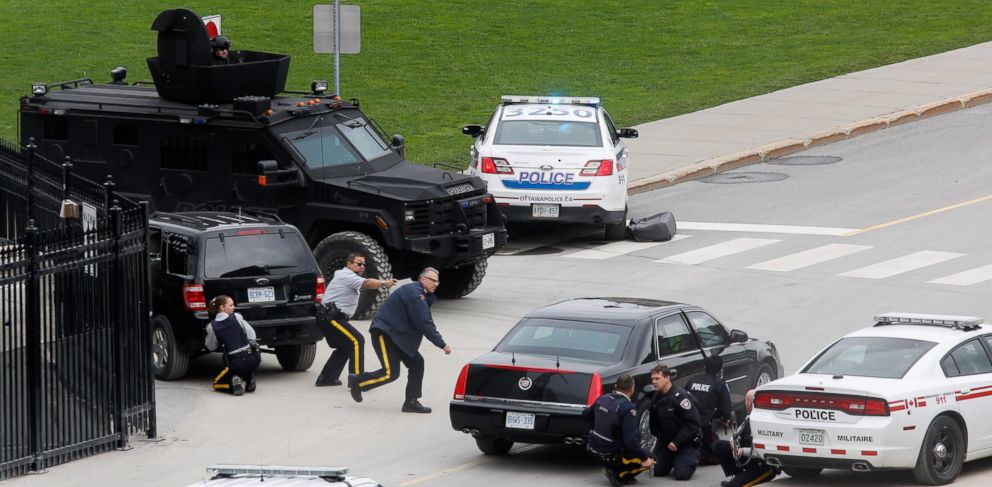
[334,114,392,160]
[280,110,400,177]
[494,120,601,147]
[495,317,630,362]
[204,232,314,278]
[802,336,937,379]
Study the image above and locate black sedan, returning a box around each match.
[449,297,783,455]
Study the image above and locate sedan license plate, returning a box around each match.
[532,204,560,218]
[247,286,275,303]
[799,429,825,446]
[505,411,535,430]
[482,232,495,249]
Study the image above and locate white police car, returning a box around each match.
[463,95,638,240]
[750,313,992,485]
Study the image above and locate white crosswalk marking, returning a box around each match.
[839,251,965,279]
[928,264,992,286]
[747,243,873,272]
[565,234,692,259]
[656,238,780,265]
[677,221,858,236]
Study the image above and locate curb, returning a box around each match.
[628,87,992,195]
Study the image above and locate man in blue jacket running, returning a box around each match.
[348,267,451,413]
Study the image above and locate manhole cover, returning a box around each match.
[766,155,842,166]
[700,172,789,184]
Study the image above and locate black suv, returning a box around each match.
[19,8,507,319]
[148,211,324,380]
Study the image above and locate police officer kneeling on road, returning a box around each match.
[649,364,702,480]
[685,355,732,465]
[205,295,261,396]
[582,374,655,486]
[715,389,779,487]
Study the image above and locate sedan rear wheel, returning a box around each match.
[912,416,964,485]
[754,364,776,388]
[475,435,513,455]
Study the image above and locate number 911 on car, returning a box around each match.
[750,312,992,485]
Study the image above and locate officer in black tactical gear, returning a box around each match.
[210,35,238,65]
[715,389,778,487]
[648,364,701,480]
[685,355,732,465]
[582,374,655,486]
[205,294,260,395]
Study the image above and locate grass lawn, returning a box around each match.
[1,1,990,167]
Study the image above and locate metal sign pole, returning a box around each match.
[334,0,341,95]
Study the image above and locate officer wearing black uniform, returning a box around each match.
[685,355,732,464]
[582,374,655,486]
[209,35,239,65]
[347,267,451,413]
[715,389,778,487]
[205,295,260,395]
[648,364,702,480]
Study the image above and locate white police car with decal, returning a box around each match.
[750,313,992,485]
[462,95,638,240]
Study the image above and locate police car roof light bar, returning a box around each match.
[207,464,349,479]
[874,312,984,330]
[500,95,600,106]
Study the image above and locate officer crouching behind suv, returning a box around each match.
[205,295,261,395]
[582,374,655,486]
[649,364,702,480]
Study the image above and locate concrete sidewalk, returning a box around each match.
[627,41,992,194]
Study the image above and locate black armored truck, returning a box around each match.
[18,9,507,318]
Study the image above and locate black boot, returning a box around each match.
[401,399,431,413]
[347,374,363,403]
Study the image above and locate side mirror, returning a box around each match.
[618,128,639,139]
[391,134,406,157]
[730,329,749,343]
[462,124,484,138]
[257,159,306,188]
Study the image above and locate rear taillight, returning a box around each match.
[586,373,603,406]
[183,284,206,311]
[481,157,513,174]
[453,364,470,400]
[754,391,890,417]
[315,275,326,303]
[580,160,613,176]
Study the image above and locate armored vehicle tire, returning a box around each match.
[435,260,488,299]
[151,315,190,380]
[312,231,393,320]
[475,435,513,455]
[275,343,317,371]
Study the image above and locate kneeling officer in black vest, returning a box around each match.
[685,355,732,464]
[206,295,261,395]
[582,374,655,486]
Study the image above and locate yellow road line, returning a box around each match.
[396,445,539,486]
[845,193,992,236]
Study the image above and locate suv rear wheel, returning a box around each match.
[435,260,487,299]
[275,343,317,371]
[151,315,189,380]
[313,231,392,320]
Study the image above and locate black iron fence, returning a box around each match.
[1,138,156,479]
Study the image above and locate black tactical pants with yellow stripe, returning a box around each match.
[316,318,365,385]
[596,450,651,482]
[353,329,424,402]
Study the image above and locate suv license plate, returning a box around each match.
[532,204,560,218]
[799,429,825,446]
[248,286,276,303]
[505,411,535,430]
[482,233,495,249]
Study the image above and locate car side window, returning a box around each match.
[687,311,730,348]
[944,339,992,377]
[165,234,193,277]
[655,314,700,357]
[602,109,620,146]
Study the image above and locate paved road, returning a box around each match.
[10,106,992,487]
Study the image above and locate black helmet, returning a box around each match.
[704,355,723,375]
[212,35,230,50]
